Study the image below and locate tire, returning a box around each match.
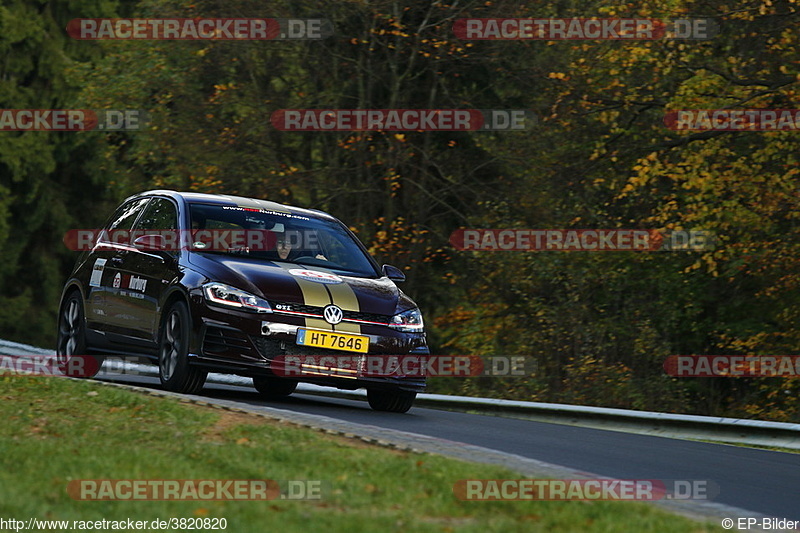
[367,389,416,413]
[253,376,298,399]
[159,301,206,394]
[56,292,103,378]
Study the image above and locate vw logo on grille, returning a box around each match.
[323,305,343,325]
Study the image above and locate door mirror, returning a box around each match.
[382,264,406,282]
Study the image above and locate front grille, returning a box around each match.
[342,310,391,324]
[274,303,319,315]
[270,301,392,325]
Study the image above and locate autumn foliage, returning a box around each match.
[2,0,800,421]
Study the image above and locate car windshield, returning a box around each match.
[188,203,379,278]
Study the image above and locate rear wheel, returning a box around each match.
[159,301,206,394]
[367,389,416,413]
[253,376,298,399]
[56,292,103,378]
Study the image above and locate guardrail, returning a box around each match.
[291,386,800,451]
[3,338,799,450]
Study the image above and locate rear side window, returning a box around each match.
[100,198,150,244]
[135,198,178,231]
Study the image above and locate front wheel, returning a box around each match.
[56,292,102,378]
[159,301,206,394]
[367,389,416,413]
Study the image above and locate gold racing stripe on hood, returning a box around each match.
[275,262,333,331]
[326,281,361,334]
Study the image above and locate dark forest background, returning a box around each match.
[2,0,799,421]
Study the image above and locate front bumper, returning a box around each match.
[187,299,428,392]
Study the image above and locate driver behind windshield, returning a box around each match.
[274,227,327,262]
[276,233,293,260]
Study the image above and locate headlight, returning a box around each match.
[203,283,272,313]
[389,308,424,332]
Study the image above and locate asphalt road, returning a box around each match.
[98,373,800,521]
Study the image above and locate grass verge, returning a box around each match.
[0,375,721,532]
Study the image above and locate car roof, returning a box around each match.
[127,190,335,221]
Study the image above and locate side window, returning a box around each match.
[100,198,150,244]
[134,198,178,231]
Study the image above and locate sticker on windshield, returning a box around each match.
[89,258,106,287]
[288,268,343,284]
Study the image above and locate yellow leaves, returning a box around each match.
[704,254,719,276]
[548,72,568,80]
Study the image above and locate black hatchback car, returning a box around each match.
[57,190,428,412]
